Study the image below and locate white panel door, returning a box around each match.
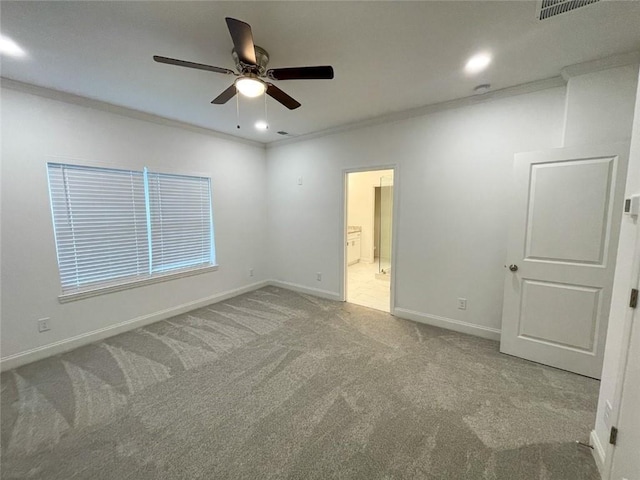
[500,143,629,378]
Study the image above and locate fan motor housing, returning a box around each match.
[232,45,269,75]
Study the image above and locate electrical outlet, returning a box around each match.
[604,401,612,427]
[37,318,51,333]
[249,268,254,277]
[457,298,467,310]
[316,272,322,282]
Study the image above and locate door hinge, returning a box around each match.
[609,426,618,446]
[630,288,638,309]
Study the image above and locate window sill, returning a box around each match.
[58,264,219,304]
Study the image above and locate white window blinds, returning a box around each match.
[146,171,214,273]
[47,163,215,295]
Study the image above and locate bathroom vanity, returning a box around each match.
[347,226,361,265]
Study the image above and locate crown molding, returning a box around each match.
[0,77,265,149]
[266,76,566,149]
[7,47,638,153]
[560,50,640,81]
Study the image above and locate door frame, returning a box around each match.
[373,185,381,263]
[601,217,640,479]
[341,165,400,314]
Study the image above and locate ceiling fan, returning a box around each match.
[154,17,334,110]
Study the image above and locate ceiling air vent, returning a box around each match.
[538,0,600,20]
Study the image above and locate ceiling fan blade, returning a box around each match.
[211,84,237,104]
[266,66,334,81]
[266,83,301,110]
[225,17,257,66]
[153,56,235,75]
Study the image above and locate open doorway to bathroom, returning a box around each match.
[345,169,394,312]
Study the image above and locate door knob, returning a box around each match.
[509,264,518,272]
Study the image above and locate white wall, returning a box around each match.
[563,64,639,147]
[347,169,393,263]
[592,66,640,478]
[267,87,567,337]
[553,60,640,476]
[0,86,268,367]
[2,61,638,374]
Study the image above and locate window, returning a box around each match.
[146,171,215,274]
[47,162,216,300]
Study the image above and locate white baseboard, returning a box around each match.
[268,280,342,302]
[0,280,269,371]
[590,429,607,478]
[2,282,501,371]
[393,308,501,341]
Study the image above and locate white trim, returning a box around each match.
[1,280,506,372]
[45,154,215,181]
[59,265,220,303]
[342,165,399,313]
[0,280,268,371]
[0,78,263,149]
[560,51,640,81]
[267,76,566,148]
[394,307,501,341]
[268,280,342,302]
[340,171,348,301]
[590,429,607,477]
[3,75,567,151]
[6,52,637,153]
[603,223,640,479]
[390,166,400,314]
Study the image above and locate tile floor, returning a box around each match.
[347,260,390,312]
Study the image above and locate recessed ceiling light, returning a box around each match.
[255,121,269,131]
[0,34,26,58]
[465,52,491,75]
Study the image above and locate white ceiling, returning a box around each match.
[2,1,640,144]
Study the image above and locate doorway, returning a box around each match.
[345,169,394,312]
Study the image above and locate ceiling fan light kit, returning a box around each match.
[235,76,266,97]
[154,17,334,114]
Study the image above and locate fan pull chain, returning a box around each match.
[236,93,240,129]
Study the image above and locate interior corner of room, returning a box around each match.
[2,2,640,478]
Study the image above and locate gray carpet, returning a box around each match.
[1,286,600,479]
